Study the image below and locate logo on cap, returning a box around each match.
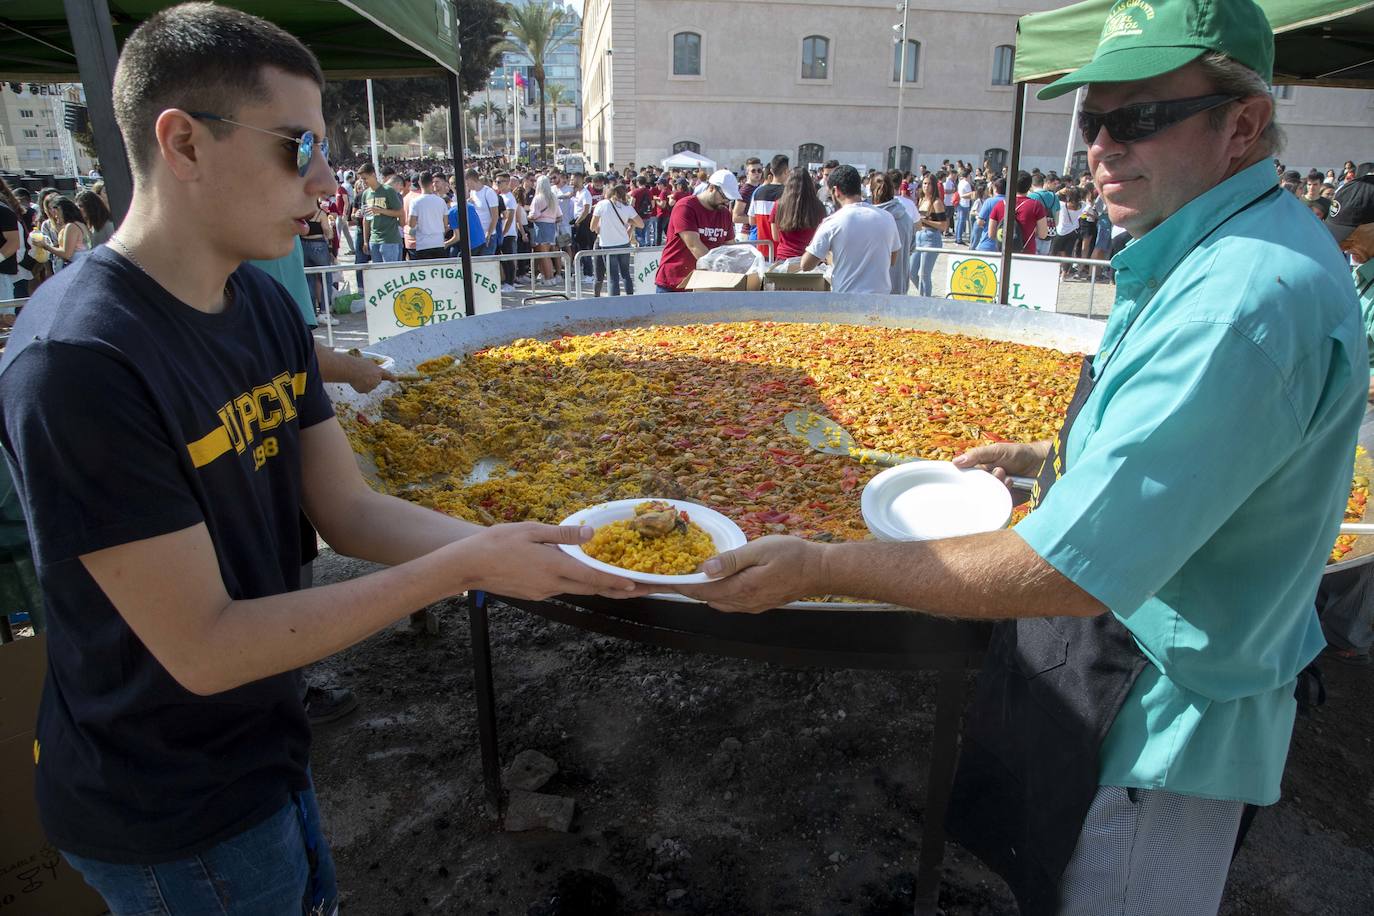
[1102,0,1156,43]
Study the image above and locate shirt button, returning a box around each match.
[1146,279,1159,289]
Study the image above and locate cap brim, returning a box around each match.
[1327,221,1356,245]
[714,185,741,200]
[1037,45,1206,100]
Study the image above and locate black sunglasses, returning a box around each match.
[187,111,328,177]
[1078,94,1239,145]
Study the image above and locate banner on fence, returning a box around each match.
[946,254,1059,312]
[364,260,502,344]
[632,249,660,291]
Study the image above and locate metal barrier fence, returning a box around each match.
[907,245,1114,319]
[571,238,777,299]
[304,250,575,346]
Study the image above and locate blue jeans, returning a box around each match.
[369,241,401,264]
[300,237,332,316]
[63,780,337,916]
[480,234,502,257]
[911,228,943,297]
[953,204,971,244]
[969,220,986,253]
[352,226,369,289]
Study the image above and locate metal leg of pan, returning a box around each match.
[913,668,966,916]
[468,589,502,817]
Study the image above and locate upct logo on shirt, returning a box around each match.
[698,227,732,243]
[185,371,308,471]
[1101,0,1155,43]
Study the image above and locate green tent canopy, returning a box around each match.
[0,0,459,80]
[1014,0,1374,88]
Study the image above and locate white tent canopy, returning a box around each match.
[661,150,718,171]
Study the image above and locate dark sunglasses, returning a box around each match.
[187,111,329,177]
[1078,94,1238,145]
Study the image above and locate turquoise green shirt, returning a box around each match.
[247,237,315,328]
[1356,258,1374,368]
[1016,160,1367,805]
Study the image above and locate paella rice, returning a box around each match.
[583,502,717,575]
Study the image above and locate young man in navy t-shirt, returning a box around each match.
[0,6,638,913]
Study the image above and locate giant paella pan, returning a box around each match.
[333,292,1372,630]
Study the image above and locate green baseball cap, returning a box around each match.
[1037,0,1275,100]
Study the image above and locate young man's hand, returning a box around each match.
[451,522,647,600]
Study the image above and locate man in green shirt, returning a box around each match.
[677,2,1366,913]
[358,162,403,263]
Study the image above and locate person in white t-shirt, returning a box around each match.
[466,169,500,256]
[801,165,900,295]
[495,174,520,289]
[589,183,643,296]
[407,172,450,259]
[955,168,976,245]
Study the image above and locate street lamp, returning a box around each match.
[893,0,910,172]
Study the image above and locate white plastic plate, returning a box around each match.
[861,461,1012,542]
[558,498,747,585]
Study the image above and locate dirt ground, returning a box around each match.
[307,551,1374,916]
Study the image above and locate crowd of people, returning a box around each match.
[192,145,1367,312]
[0,179,113,302]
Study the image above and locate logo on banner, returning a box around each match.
[949,259,997,301]
[394,287,436,327]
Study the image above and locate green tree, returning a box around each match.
[322,0,507,160]
[499,1,578,164]
[544,83,570,149]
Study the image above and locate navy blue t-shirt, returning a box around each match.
[0,246,333,863]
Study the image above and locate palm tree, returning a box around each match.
[499,1,577,165]
[467,102,486,151]
[545,83,570,150]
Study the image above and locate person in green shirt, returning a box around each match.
[357,162,403,263]
[674,2,1366,913]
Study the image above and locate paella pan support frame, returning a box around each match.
[464,588,987,916]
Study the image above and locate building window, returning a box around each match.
[1070,151,1089,178]
[24,148,40,160]
[887,146,913,171]
[672,140,701,154]
[17,108,32,118]
[801,36,830,80]
[21,129,36,139]
[1271,84,1293,100]
[992,45,1014,86]
[983,148,1009,175]
[672,32,701,76]
[44,129,56,138]
[892,39,919,83]
[798,143,824,167]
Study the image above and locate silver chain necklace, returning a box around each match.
[110,235,233,305]
[109,235,146,273]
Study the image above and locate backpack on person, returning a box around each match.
[998,205,1027,252]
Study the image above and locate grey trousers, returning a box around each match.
[1058,785,1244,916]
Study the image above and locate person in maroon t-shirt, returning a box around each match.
[987,170,1049,255]
[629,177,657,247]
[654,170,741,292]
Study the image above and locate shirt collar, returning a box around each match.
[1112,159,1278,281]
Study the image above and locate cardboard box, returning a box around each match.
[0,636,107,915]
[765,269,830,291]
[678,269,763,292]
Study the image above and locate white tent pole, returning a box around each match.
[366,78,380,170]
[1063,86,1083,176]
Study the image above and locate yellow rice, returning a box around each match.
[584,517,716,575]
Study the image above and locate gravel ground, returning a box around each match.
[305,550,1374,916]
